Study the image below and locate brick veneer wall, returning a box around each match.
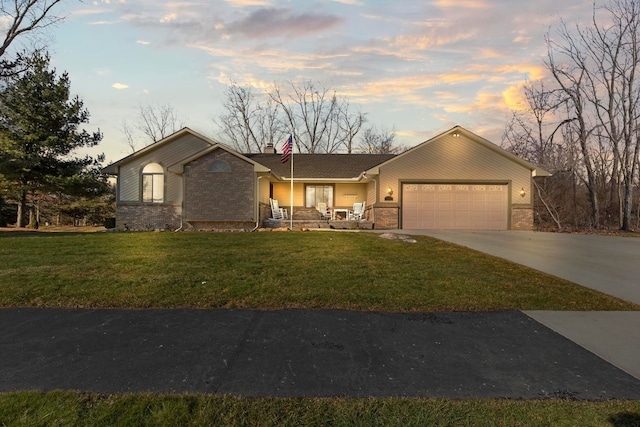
[183,150,255,227]
[511,206,534,230]
[116,203,181,231]
[373,205,399,229]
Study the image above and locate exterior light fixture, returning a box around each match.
[385,187,394,201]
[520,187,526,198]
[452,132,460,138]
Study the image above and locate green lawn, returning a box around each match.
[1,391,639,426]
[1,230,638,425]
[0,230,636,311]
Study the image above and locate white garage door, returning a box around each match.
[402,183,508,230]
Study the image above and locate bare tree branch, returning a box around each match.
[136,103,186,144]
[0,0,65,62]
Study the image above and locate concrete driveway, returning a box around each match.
[392,230,640,379]
[397,230,640,305]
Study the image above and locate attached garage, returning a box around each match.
[402,183,508,230]
[366,126,550,230]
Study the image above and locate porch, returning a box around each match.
[262,206,374,230]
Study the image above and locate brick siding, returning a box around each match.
[116,203,181,231]
[183,150,255,226]
[373,205,399,229]
[511,207,534,230]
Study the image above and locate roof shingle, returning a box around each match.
[244,153,396,179]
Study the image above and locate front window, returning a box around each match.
[142,163,164,203]
[306,185,333,208]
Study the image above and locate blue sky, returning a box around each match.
[44,0,591,163]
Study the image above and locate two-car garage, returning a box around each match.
[401,183,509,230]
[369,126,549,231]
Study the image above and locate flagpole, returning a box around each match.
[290,134,294,230]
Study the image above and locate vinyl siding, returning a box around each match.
[117,134,211,202]
[366,181,376,206]
[258,176,270,204]
[378,134,532,205]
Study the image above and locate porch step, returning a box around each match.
[279,206,324,220]
[263,219,374,230]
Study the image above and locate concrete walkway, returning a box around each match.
[393,230,640,381]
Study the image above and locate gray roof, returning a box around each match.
[244,153,396,179]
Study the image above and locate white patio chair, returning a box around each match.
[317,202,331,220]
[270,198,288,220]
[350,201,366,221]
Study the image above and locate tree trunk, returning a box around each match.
[16,190,28,228]
[621,178,633,231]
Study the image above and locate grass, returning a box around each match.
[0,230,636,311]
[0,391,639,426]
[1,230,638,425]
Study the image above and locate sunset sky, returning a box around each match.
[43,0,593,163]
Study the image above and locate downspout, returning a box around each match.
[174,168,185,232]
[360,171,375,225]
[252,175,267,231]
[174,205,183,232]
[372,177,376,226]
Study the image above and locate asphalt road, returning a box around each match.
[2,308,640,399]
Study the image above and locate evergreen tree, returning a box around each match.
[0,52,103,227]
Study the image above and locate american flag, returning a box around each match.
[281,134,293,163]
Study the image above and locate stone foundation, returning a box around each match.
[185,221,255,231]
[116,203,181,231]
[263,219,374,230]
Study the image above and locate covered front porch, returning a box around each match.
[262,206,374,230]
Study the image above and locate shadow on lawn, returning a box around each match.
[609,412,640,427]
[0,226,106,237]
[0,230,102,238]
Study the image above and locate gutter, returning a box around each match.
[274,171,369,183]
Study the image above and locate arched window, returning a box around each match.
[142,163,164,203]
[208,160,232,172]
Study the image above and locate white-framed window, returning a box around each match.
[142,163,164,203]
[306,185,334,208]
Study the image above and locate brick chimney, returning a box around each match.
[264,143,275,154]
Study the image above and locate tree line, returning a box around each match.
[0,1,112,228]
[213,81,402,155]
[126,81,403,156]
[502,0,640,231]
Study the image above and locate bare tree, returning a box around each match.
[502,81,571,167]
[270,81,340,153]
[545,20,603,228]
[501,80,586,231]
[1,0,65,74]
[121,120,138,153]
[213,80,385,154]
[338,99,367,154]
[357,126,404,154]
[136,103,186,144]
[117,103,185,152]
[580,0,640,230]
[540,0,640,230]
[214,83,286,153]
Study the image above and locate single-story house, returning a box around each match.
[102,125,549,231]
